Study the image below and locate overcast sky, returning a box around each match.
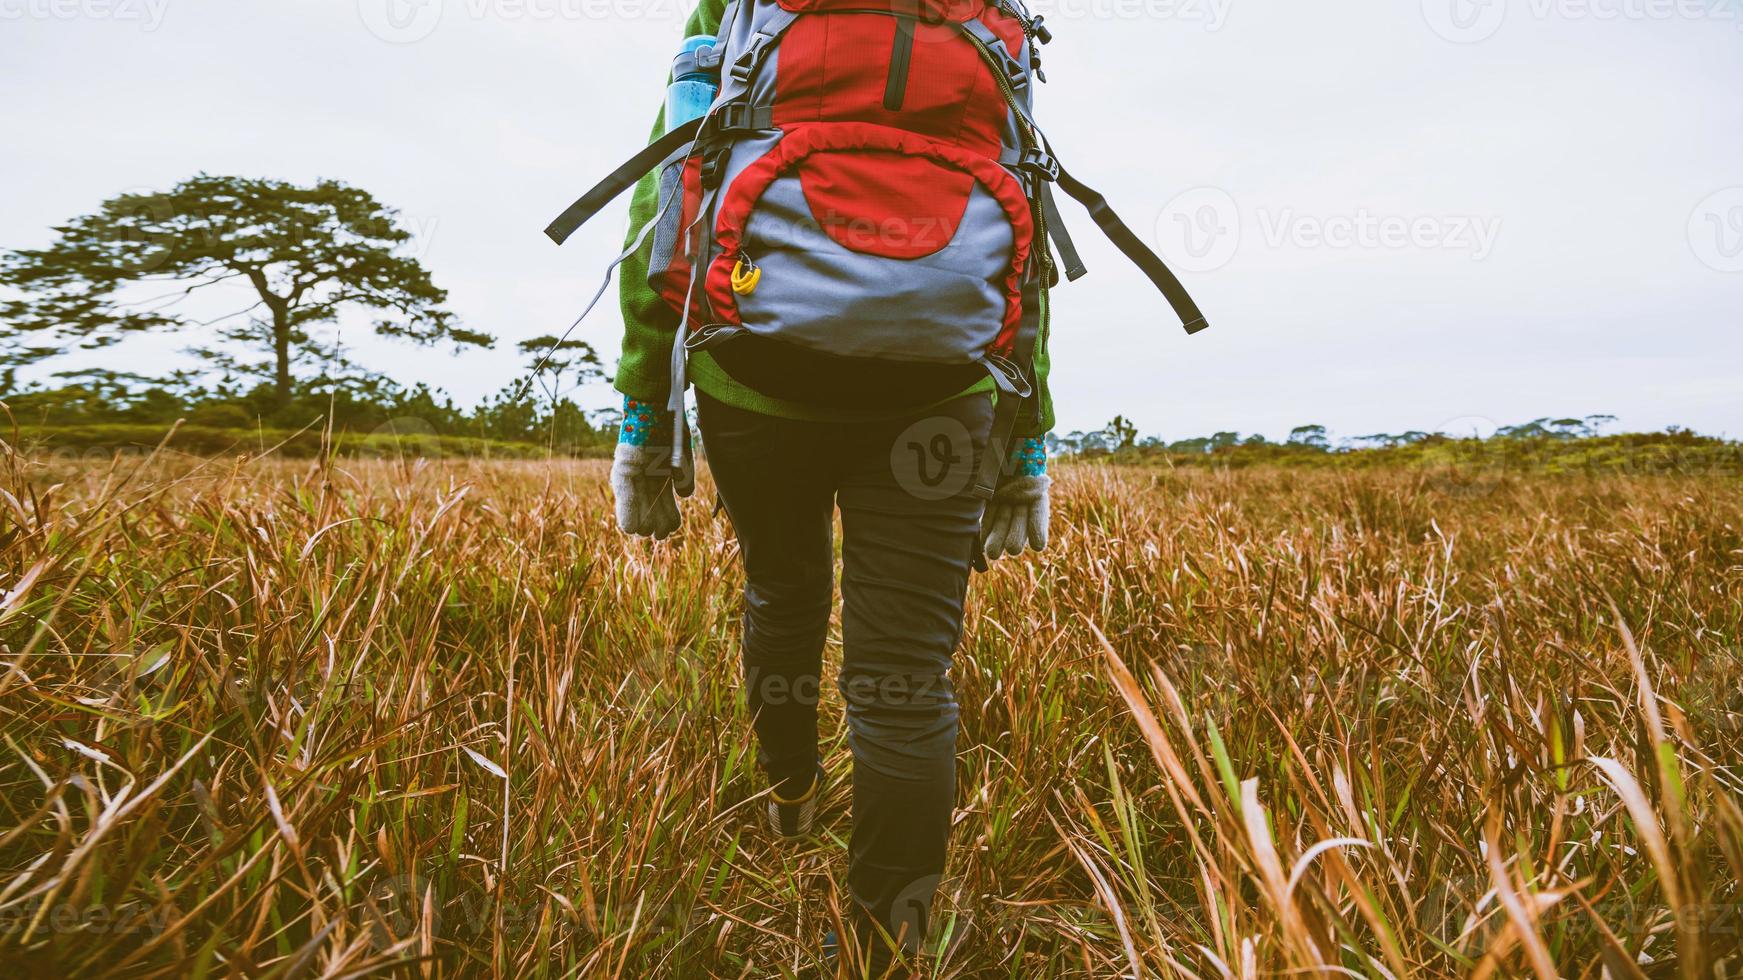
[2,0,1739,440]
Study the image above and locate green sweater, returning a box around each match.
[613,0,1053,435]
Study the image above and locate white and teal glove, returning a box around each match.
[611,397,694,540]
[981,437,1050,559]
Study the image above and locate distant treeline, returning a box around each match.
[5,376,1739,474]
[1058,414,1743,476]
[2,369,618,458]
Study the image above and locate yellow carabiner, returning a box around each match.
[731,257,763,296]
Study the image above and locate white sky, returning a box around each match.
[2,0,1740,440]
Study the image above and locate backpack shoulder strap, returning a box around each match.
[544,0,797,246]
[544,118,702,246]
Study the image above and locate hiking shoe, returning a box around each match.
[765,767,825,839]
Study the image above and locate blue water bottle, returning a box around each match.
[666,36,720,133]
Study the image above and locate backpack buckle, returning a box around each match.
[700,143,731,188]
[710,102,752,134]
[1017,148,1059,183]
[730,32,776,84]
[704,102,771,139]
[981,353,1033,399]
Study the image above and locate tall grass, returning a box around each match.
[1,444,1739,976]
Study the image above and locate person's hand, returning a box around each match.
[611,398,694,540]
[981,437,1050,559]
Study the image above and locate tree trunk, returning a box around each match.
[272,310,291,404]
[243,267,294,405]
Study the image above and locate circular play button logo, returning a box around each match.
[359,0,444,44]
[1422,0,1507,43]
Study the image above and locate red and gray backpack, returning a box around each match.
[546,0,1208,495]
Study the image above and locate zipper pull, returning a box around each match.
[731,254,762,295]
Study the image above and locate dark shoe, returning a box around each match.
[765,766,825,839]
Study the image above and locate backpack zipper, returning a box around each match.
[884,14,917,111]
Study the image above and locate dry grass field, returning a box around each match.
[1,446,1740,977]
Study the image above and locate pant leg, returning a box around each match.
[696,392,838,799]
[833,393,993,953]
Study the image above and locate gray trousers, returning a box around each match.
[696,389,993,952]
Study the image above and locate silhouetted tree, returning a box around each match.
[517,335,604,403]
[0,174,492,403]
[1103,414,1139,451]
[1288,424,1330,450]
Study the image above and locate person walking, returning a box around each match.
[607,2,1053,973]
[540,0,1202,966]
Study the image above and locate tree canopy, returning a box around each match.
[0,174,492,400]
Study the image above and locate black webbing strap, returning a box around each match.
[544,116,704,246]
[965,33,1209,335]
[969,292,1031,571]
[973,382,1028,504]
[1055,165,1208,335]
[1039,184,1086,282]
[971,281,1044,503]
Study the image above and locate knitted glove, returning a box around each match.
[981,437,1050,559]
[611,398,695,540]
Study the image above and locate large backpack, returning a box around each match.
[545,0,1208,495]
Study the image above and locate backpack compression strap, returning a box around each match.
[544,116,704,246]
[1055,165,1209,335]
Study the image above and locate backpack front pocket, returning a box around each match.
[705,122,1033,365]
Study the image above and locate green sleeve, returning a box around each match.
[1019,288,1056,437]
[614,0,731,404]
